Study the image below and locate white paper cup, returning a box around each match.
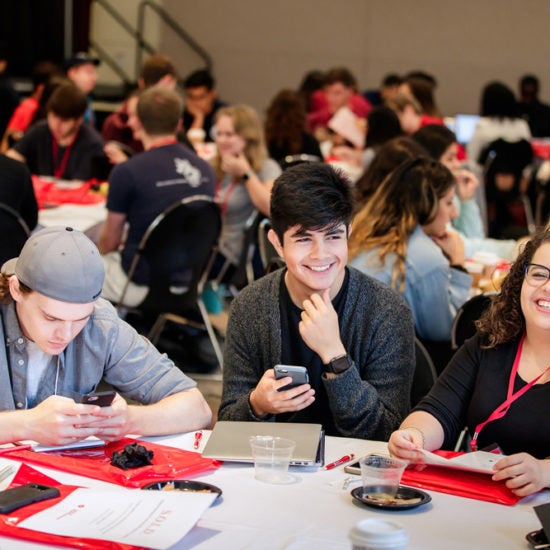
[359,454,407,499]
[249,436,295,484]
[349,518,409,550]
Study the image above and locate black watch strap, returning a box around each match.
[326,354,351,374]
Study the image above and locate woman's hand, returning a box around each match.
[220,152,251,178]
[492,453,550,497]
[388,428,424,462]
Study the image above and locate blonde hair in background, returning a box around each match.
[213,104,267,179]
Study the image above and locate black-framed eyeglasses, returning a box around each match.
[524,263,550,287]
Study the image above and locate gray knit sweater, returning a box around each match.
[218,267,415,440]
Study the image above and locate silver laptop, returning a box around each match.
[202,421,325,466]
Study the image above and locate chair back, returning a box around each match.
[122,195,221,315]
[451,293,494,350]
[411,337,438,407]
[279,154,323,171]
[257,218,285,275]
[0,202,31,265]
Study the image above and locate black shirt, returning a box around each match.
[278,268,350,435]
[416,333,550,458]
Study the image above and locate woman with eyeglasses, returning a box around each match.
[389,231,550,496]
[348,158,472,342]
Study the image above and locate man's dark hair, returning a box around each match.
[382,73,402,87]
[324,67,357,89]
[137,86,183,135]
[184,69,215,90]
[46,81,87,119]
[140,54,176,88]
[270,163,354,242]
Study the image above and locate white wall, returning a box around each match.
[90,0,162,85]
[152,0,550,117]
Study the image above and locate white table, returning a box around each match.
[38,202,107,234]
[2,433,549,549]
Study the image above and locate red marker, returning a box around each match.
[193,431,203,450]
[324,453,355,470]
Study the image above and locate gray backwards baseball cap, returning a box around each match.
[1,226,104,303]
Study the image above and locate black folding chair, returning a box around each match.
[117,195,223,368]
[451,293,495,350]
[257,217,285,275]
[0,202,31,265]
[411,337,438,407]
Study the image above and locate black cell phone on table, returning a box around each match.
[80,390,116,407]
[0,484,60,514]
[343,460,361,475]
[274,365,309,391]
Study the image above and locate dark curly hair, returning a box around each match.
[476,231,550,347]
[265,89,307,158]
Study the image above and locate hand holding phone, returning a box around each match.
[274,365,309,392]
[80,391,116,407]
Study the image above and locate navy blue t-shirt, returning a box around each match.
[106,142,216,284]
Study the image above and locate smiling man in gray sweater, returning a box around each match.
[218,163,415,440]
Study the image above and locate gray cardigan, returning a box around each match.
[218,267,415,440]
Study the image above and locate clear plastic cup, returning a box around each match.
[249,436,295,484]
[359,454,407,500]
[349,518,409,550]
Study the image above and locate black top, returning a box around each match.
[14,121,106,180]
[415,332,550,458]
[268,132,323,167]
[0,155,38,264]
[278,269,350,435]
[0,73,19,137]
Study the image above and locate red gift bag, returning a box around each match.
[5,437,220,488]
[401,450,521,506]
[0,463,144,549]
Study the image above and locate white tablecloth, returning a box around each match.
[3,432,548,549]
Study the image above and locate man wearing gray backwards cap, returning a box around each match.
[0,226,211,446]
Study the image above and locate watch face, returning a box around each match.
[330,355,350,374]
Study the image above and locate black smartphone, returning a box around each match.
[0,484,60,514]
[526,528,549,548]
[80,390,116,407]
[274,365,309,391]
[343,460,361,475]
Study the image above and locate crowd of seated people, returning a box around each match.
[2,52,550,493]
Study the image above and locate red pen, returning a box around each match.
[193,431,203,450]
[0,444,33,455]
[324,453,355,470]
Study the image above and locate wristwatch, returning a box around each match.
[326,354,351,374]
[241,169,254,181]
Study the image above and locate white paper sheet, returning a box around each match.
[19,487,217,549]
[419,449,502,474]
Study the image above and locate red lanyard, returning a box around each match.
[470,333,550,451]
[51,139,74,179]
[215,179,237,215]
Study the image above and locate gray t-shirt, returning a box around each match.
[217,158,281,265]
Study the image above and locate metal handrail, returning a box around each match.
[90,0,156,85]
[136,0,213,78]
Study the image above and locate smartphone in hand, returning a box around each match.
[274,365,309,391]
[80,391,116,407]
